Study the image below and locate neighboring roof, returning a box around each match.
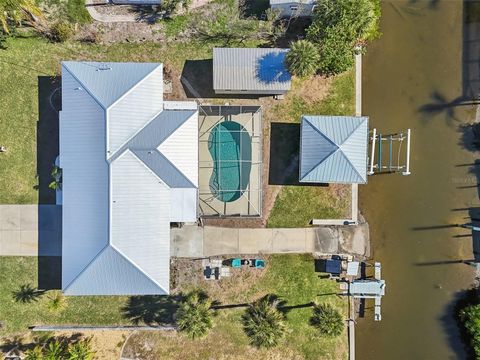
[299,115,368,184]
[60,61,198,295]
[213,48,291,92]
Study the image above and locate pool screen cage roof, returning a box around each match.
[199,105,263,217]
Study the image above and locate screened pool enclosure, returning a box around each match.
[199,106,262,217]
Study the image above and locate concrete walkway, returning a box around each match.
[0,205,61,256]
[171,224,370,258]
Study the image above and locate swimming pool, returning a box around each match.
[208,121,252,202]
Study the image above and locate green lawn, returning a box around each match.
[267,69,355,228]
[0,35,227,204]
[0,257,129,334]
[0,255,347,359]
[126,254,348,360]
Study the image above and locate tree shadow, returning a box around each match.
[459,123,480,153]
[122,295,181,326]
[256,51,291,84]
[241,0,269,19]
[12,284,45,303]
[127,5,165,24]
[417,3,480,123]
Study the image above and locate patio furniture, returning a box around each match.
[253,259,266,269]
[204,266,213,280]
[231,258,242,268]
[241,259,252,266]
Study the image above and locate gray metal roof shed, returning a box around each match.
[213,48,292,95]
[299,115,368,184]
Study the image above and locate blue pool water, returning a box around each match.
[208,121,252,202]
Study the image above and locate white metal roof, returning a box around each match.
[60,62,198,295]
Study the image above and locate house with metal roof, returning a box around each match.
[59,61,198,295]
[299,115,368,184]
[213,48,292,95]
[270,0,317,18]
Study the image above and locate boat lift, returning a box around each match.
[368,128,411,176]
[347,262,385,321]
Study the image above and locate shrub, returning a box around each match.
[242,295,286,348]
[460,304,480,357]
[310,303,344,337]
[47,290,67,312]
[51,22,74,42]
[24,346,43,360]
[43,339,65,360]
[176,291,213,339]
[67,338,95,360]
[286,40,320,78]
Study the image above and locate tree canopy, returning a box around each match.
[0,0,41,34]
[306,0,380,75]
[460,303,480,358]
[242,295,286,348]
[176,291,214,339]
[310,303,344,337]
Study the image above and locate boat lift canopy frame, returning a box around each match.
[368,128,411,176]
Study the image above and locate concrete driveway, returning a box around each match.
[0,205,62,256]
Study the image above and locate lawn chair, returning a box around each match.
[231,258,242,268]
[253,259,266,269]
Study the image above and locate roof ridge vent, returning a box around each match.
[96,63,112,71]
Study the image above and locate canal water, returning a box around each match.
[357,1,479,359]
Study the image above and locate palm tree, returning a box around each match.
[67,338,95,360]
[176,291,213,339]
[0,0,42,34]
[242,295,286,348]
[286,40,320,78]
[310,303,344,337]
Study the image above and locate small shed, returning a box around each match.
[270,0,317,18]
[213,48,292,95]
[299,115,369,184]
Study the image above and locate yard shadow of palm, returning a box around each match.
[122,295,181,326]
[256,52,290,84]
